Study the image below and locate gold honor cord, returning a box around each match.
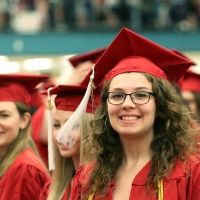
[88,179,164,200]
[88,193,95,200]
[158,179,164,200]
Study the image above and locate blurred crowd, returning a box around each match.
[0,0,200,33]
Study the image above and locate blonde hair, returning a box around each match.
[0,102,40,176]
[80,113,96,164]
[47,112,94,200]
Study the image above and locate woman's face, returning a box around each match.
[107,72,156,139]
[181,90,197,115]
[0,102,29,157]
[53,109,80,158]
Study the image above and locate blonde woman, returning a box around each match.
[39,85,99,200]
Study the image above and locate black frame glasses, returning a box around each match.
[107,91,155,105]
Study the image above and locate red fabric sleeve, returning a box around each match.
[39,181,51,200]
[0,164,50,200]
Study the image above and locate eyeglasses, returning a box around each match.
[107,91,155,105]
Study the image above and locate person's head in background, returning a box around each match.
[64,48,105,85]
[171,49,200,123]
[179,69,200,122]
[47,85,99,200]
[78,27,197,198]
[0,73,49,175]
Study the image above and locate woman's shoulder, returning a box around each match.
[70,161,96,199]
[0,151,50,200]
[187,156,200,177]
[13,148,46,167]
[39,181,51,200]
[76,161,96,184]
[77,161,96,173]
[7,148,50,179]
[167,156,200,181]
[163,157,200,199]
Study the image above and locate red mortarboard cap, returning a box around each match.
[50,85,99,113]
[69,48,106,67]
[80,28,195,87]
[30,91,44,108]
[171,49,194,62]
[0,73,49,106]
[179,70,200,93]
[39,78,55,92]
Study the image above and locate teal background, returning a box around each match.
[1,31,200,55]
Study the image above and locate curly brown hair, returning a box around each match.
[84,73,198,197]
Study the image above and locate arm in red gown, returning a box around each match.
[0,148,50,200]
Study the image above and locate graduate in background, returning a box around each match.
[39,85,99,200]
[65,47,105,85]
[179,69,200,126]
[0,73,50,200]
[33,48,105,168]
[179,69,200,149]
[71,27,200,200]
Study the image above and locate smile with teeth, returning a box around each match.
[120,116,140,121]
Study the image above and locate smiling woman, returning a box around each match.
[0,73,50,200]
[107,72,156,140]
[0,102,29,159]
[70,27,200,200]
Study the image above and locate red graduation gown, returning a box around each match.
[70,158,200,200]
[39,181,51,200]
[31,105,48,166]
[0,148,50,200]
[39,181,70,200]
